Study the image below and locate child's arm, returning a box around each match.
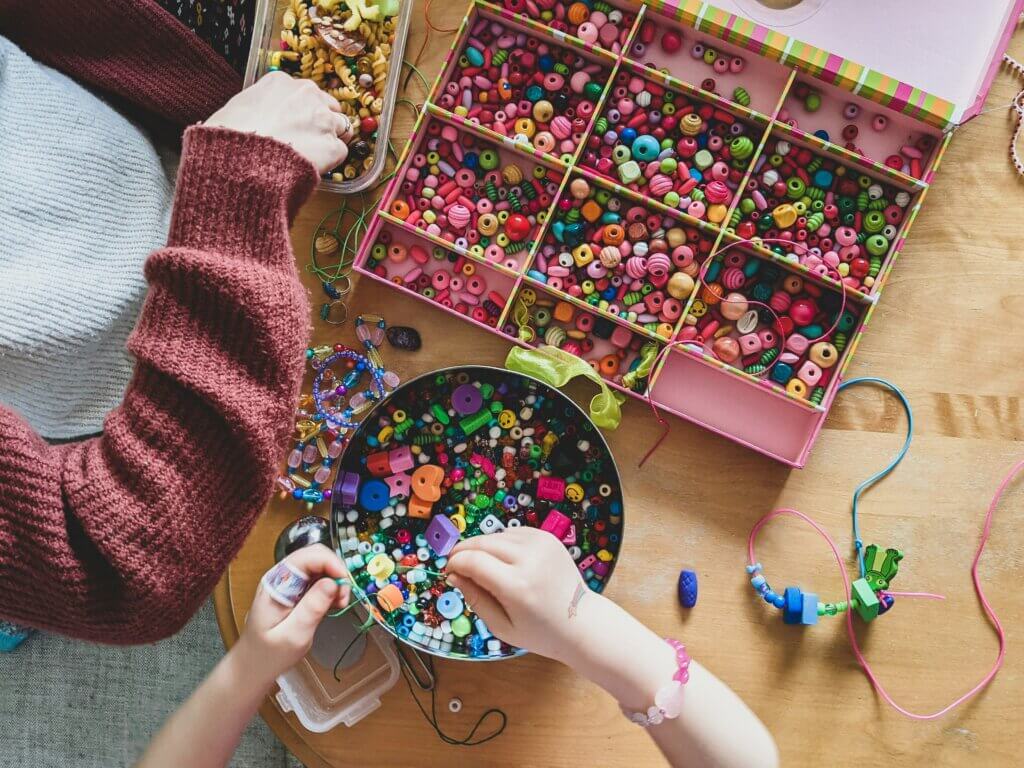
[446,527,778,768]
[0,73,352,643]
[136,545,351,768]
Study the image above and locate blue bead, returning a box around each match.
[763,590,777,604]
[620,127,638,145]
[359,479,390,513]
[783,587,803,624]
[771,362,793,384]
[678,569,698,608]
[772,594,786,609]
[750,574,766,589]
[292,489,303,500]
[813,129,830,142]
[800,592,819,625]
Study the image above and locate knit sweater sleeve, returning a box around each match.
[0,0,240,126]
[0,126,316,643]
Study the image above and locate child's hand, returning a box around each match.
[445,527,590,664]
[205,71,355,173]
[238,545,351,681]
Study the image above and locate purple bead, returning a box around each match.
[451,384,483,416]
[425,515,461,557]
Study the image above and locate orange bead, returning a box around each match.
[389,199,411,220]
[377,584,405,612]
[553,301,576,323]
[567,2,590,25]
[602,223,625,246]
[700,282,724,305]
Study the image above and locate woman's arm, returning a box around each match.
[0,74,352,644]
[446,527,779,768]
[137,545,351,768]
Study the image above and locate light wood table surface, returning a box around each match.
[215,5,1024,765]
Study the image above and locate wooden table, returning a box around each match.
[214,5,1024,765]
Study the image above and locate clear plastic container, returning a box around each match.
[274,609,400,732]
[244,0,413,194]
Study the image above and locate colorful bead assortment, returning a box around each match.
[438,18,609,160]
[506,286,657,393]
[584,71,758,222]
[680,255,859,403]
[364,226,512,327]
[780,82,938,179]
[388,121,561,270]
[532,176,708,337]
[277,318,400,508]
[736,135,914,292]
[271,0,398,183]
[331,366,624,659]
[500,0,636,53]
[746,544,904,624]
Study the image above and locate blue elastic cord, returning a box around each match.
[837,377,914,578]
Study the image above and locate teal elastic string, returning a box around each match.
[837,377,914,578]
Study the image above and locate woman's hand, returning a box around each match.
[205,71,354,173]
[238,544,351,681]
[445,526,590,663]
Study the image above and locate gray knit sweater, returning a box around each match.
[0,35,174,439]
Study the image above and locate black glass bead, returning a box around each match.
[386,325,422,351]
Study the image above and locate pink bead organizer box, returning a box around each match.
[354,0,1023,466]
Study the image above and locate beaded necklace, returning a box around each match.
[276,315,399,509]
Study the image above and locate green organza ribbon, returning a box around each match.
[505,345,625,429]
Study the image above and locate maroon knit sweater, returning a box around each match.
[0,2,317,642]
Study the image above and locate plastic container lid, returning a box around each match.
[275,609,400,732]
[244,0,413,193]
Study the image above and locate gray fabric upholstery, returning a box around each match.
[0,601,297,767]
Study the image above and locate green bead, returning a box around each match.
[865,234,889,256]
[804,91,821,112]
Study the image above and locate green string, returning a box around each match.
[307,59,430,293]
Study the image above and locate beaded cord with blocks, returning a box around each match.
[746,377,1015,720]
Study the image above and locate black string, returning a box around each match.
[399,653,508,746]
[332,629,367,682]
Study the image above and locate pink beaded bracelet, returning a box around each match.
[621,639,691,727]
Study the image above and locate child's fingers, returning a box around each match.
[280,578,339,638]
[335,581,352,610]
[445,573,512,635]
[445,550,519,601]
[450,533,522,565]
[282,543,347,581]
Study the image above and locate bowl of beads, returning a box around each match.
[330,365,624,660]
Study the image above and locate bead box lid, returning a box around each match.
[653,0,1024,129]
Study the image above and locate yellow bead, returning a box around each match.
[449,514,467,533]
[772,203,798,228]
[565,483,585,502]
[667,272,695,300]
[572,244,594,267]
[597,549,614,562]
[786,378,809,398]
[809,341,838,368]
[707,203,728,224]
[378,426,394,443]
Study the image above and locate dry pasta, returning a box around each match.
[270,0,398,183]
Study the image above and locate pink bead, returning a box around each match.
[797,360,822,387]
[738,333,762,355]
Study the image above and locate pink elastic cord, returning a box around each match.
[747,459,1022,720]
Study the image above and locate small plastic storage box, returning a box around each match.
[274,611,400,732]
[244,0,413,193]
